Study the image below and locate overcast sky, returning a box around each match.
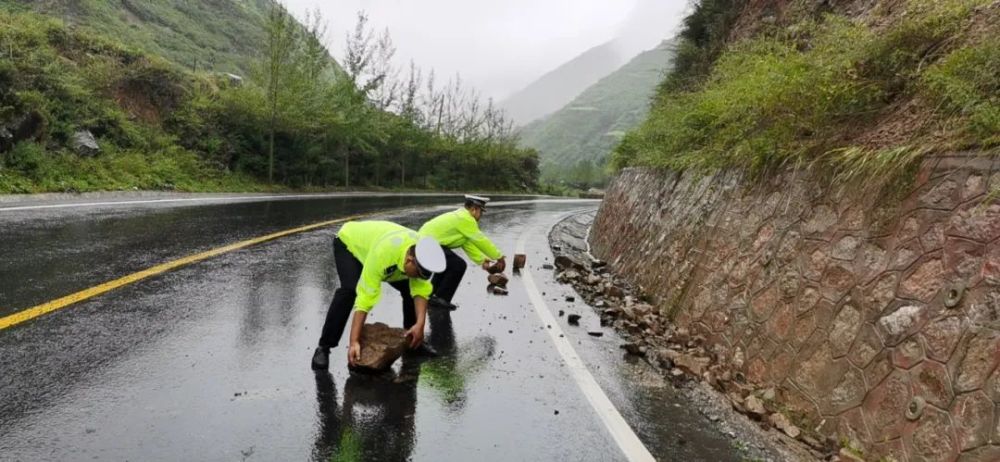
[279,0,690,101]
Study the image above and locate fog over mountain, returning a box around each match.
[280,0,687,103]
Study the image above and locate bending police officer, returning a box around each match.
[419,195,505,310]
[311,221,445,370]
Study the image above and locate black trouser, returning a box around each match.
[431,247,467,303]
[318,237,417,349]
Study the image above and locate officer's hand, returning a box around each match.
[348,341,362,366]
[495,256,507,272]
[404,325,424,349]
[481,261,492,272]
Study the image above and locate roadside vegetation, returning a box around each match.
[612,0,999,178]
[0,7,539,194]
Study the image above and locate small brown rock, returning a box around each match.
[351,322,409,372]
[487,273,509,287]
[769,412,801,439]
[745,395,766,417]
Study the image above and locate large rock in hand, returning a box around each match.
[352,322,408,372]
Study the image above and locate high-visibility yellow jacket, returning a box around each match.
[338,221,433,312]
[419,208,502,265]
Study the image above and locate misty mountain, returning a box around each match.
[499,40,630,126]
[518,39,676,179]
[0,0,287,74]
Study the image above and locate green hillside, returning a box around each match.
[0,7,538,193]
[0,0,280,74]
[614,0,999,181]
[519,40,675,187]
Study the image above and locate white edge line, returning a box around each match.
[516,217,656,462]
[0,195,599,212]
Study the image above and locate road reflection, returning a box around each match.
[313,360,419,462]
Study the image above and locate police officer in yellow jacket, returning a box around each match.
[419,195,505,310]
[311,221,446,370]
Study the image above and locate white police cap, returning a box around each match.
[464,194,490,208]
[414,236,446,278]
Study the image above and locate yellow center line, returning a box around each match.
[0,212,377,331]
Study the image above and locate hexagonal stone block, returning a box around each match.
[769,348,796,384]
[899,258,946,303]
[864,272,900,315]
[922,317,964,363]
[827,366,868,414]
[898,216,922,242]
[911,360,954,410]
[803,248,829,281]
[745,356,768,385]
[948,204,1000,244]
[918,178,960,210]
[963,174,987,200]
[944,237,986,282]
[981,243,1000,286]
[830,303,863,358]
[921,222,947,253]
[892,336,926,369]
[863,368,913,441]
[877,304,928,347]
[866,352,895,391]
[986,368,1000,402]
[903,405,959,462]
[951,391,993,451]
[962,287,1000,328]
[793,344,848,401]
[953,330,1000,393]
[750,284,780,321]
[832,235,861,261]
[803,205,838,236]
[855,242,888,284]
[891,240,924,271]
[796,285,822,314]
[821,263,857,301]
[766,301,795,341]
[775,230,802,265]
[848,324,883,369]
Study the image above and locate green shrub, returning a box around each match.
[923,42,1000,146]
[615,0,997,175]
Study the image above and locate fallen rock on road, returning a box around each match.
[350,322,408,372]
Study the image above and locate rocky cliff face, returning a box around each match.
[590,156,1000,461]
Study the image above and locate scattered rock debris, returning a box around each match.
[549,213,827,462]
[567,314,581,325]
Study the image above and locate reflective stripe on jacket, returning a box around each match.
[338,221,432,312]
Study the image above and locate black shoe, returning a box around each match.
[311,347,330,370]
[429,295,458,311]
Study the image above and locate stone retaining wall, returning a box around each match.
[590,155,1000,461]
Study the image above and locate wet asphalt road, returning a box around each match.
[0,195,741,461]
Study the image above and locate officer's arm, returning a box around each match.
[353,253,385,313]
[406,278,432,348]
[348,310,367,366]
[458,217,503,261]
[461,242,487,266]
